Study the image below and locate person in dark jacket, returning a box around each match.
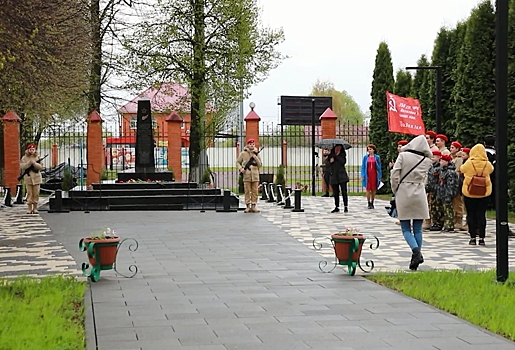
[327,144,349,213]
[320,148,331,197]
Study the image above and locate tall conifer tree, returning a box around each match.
[452,0,495,147]
[369,42,394,192]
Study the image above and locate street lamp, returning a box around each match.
[495,0,509,283]
[405,66,442,134]
[249,102,256,110]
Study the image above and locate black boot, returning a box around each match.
[322,193,329,197]
[409,248,423,271]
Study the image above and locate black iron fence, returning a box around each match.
[34,120,369,194]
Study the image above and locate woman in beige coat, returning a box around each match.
[20,143,43,214]
[390,135,432,271]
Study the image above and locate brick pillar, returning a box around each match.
[282,140,287,167]
[245,108,261,148]
[320,108,338,139]
[166,111,183,181]
[51,144,58,167]
[320,108,338,194]
[235,142,240,158]
[1,111,21,191]
[86,110,103,186]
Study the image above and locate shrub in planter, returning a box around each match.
[61,168,74,192]
[275,165,286,189]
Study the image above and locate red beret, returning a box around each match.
[247,138,255,144]
[397,140,408,146]
[440,154,452,162]
[451,141,462,149]
[26,143,37,150]
[436,134,448,142]
[462,148,470,154]
[426,131,437,138]
[432,150,442,156]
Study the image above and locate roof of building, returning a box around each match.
[118,83,191,114]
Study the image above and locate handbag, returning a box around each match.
[388,156,426,216]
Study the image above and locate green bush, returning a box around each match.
[201,168,212,184]
[61,168,74,191]
[275,165,286,188]
[100,168,109,181]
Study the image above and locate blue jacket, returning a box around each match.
[361,154,382,188]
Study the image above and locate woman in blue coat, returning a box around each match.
[361,144,382,209]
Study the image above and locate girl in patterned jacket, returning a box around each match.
[434,154,460,232]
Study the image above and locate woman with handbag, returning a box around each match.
[390,135,432,271]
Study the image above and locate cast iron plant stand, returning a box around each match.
[79,237,139,282]
[312,235,380,275]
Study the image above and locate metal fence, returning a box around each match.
[36,120,370,194]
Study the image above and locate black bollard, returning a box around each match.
[15,184,24,204]
[292,189,304,212]
[266,183,275,203]
[4,187,12,207]
[216,190,237,212]
[260,182,268,200]
[283,187,294,209]
[276,184,284,206]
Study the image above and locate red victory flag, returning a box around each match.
[386,91,425,136]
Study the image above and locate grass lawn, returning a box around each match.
[0,276,86,350]
[368,270,515,341]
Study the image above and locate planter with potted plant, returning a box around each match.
[79,227,139,282]
[313,228,380,276]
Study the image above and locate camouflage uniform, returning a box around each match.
[434,162,460,230]
[426,162,442,229]
[429,194,443,227]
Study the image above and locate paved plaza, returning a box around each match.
[1,195,515,349]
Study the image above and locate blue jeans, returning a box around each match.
[400,219,423,250]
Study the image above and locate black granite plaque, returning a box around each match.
[135,98,155,173]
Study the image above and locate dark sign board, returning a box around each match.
[280,96,332,125]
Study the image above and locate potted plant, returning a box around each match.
[274,165,286,189]
[331,228,366,275]
[61,168,74,193]
[201,168,213,188]
[79,227,121,281]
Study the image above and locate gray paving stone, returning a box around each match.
[224,343,310,350]
[31,200,515,350]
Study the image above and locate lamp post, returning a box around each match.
[405,66,442,134]
[495,0,509,283]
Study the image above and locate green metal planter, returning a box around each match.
[79,237,139,282]
[313,234,380,275]
[331,234,365,276]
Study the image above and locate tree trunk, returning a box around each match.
[188,0,208,183]
[89,0,102,114]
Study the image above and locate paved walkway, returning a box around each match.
[0,199,79,277]
[259,196,515,272]
[2,196,515,349]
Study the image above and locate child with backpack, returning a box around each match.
[460,144,494,245]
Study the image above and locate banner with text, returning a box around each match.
[386,92,425,136]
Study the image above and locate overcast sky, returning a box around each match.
[243,0,488,123]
